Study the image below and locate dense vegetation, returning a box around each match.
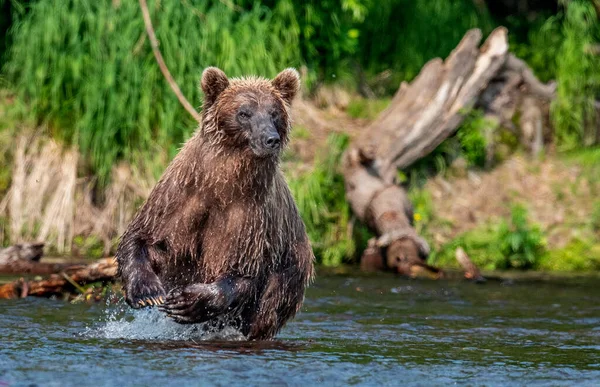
[0,0,598,267]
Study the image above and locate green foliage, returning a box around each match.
[551,0,600,148]
[293,0,367,83]
[592,201,600,232]
[4,0,301,183]
[456,109,497,168]
[429,224,502,270]
[72,235,105,259]
[288,133,372,266]
[431,204,546,270]
[538,239,600,272]
[497,204,546,269]
[359,0,492,92]
[407,189,435,235]
[509,15,563,83]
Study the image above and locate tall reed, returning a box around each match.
[4,0,301,183]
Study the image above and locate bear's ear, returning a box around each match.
[272,68,300,105]
[201,67,229,108]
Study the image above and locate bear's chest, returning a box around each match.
[198,200,285,275]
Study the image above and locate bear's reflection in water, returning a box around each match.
[135,339,307,354]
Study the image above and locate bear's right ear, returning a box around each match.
[201,67,229,109]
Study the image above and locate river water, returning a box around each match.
[0,273,599,386]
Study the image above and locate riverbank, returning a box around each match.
[1,90,599,273]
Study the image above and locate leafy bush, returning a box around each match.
[497,204,545,269]
[430,204,546,270]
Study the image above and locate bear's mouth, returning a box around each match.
[249,143,280,158]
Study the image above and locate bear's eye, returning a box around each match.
[238,111,252,120]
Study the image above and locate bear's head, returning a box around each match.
[200,67,300,159]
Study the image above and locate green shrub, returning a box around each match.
[72,235,105,259]
[497,204,546,269]
[408,188,435,235]
[592,201,600,232]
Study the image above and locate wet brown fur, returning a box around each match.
[116,68,314,340]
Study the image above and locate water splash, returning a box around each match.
[84,298,246,341]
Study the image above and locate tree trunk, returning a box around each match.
[342,27,554,275]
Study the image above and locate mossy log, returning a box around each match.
[343,27,555,276]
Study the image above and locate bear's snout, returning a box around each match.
[264,132,281,150]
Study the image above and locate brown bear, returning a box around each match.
[115,67,315,340]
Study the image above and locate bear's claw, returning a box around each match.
[138,296,165,307]
[125,273,166,309]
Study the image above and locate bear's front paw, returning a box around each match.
[159,283,230,324]
[124,272,166,309]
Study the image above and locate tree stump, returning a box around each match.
[342,27,555,275]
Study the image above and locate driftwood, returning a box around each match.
[343,27,556,275]
[0,257,118,300]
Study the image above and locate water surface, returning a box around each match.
[1,273,599,386]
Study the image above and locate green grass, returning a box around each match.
[288,133,372,266]
[358,0,492,93]
[551,0,600,148]
[538,239,600,272]
[0,90,32,194]
[346,97,390,120]
[4,0,302,184]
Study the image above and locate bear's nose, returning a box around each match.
[265,134,281,149]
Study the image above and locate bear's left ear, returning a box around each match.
[201,67,229,109]
[272,68,300,105]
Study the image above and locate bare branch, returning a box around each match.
[139,0,202,123]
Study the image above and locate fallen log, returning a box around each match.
[343,27,556,275]
[0,257,118,299]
